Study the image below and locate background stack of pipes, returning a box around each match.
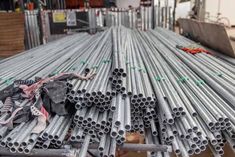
[28,6,173,49]
[24,10,41,49]
[0,26,234,157]
[99,6,172,30]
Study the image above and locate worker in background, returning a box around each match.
[15,1,21,12]
[189,5,198,19]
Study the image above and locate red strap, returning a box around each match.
[40,106,49,120]
[180,47,211,55]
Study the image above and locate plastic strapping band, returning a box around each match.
[71,67,76,71]
[4,77,15,85]
[195,80,205,86]
[102,59,111,63]
[51,71,58,76]
[91,65,99,69]
[155,76,165,82]
[214,73,223,77]
[138,68,146,73]
[80,60,87,65]
[178,76,189,83]
[130,66,136,70]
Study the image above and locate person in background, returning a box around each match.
[190,5,198,19]
[15,1,21,12]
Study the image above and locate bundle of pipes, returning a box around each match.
[66,29,113,111]
[0,27,165,157]
[0,32,99,91]
[106,8,136,28]
[0,26,234,157]
[140,6,153,30]
[68,27,159,157]
[0,114,72,154]
[133,28,235,156]
[24,10,41,49]
[0,31,114,154]
[110,27,127,92]
[105,7,153,30]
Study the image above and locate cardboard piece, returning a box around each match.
[178,18,235,58]
[0,13,25,57]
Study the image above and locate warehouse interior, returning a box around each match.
[0,0,235,157]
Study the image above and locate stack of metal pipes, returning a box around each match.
[140,6,153,30]
[69,27,159,157]
[0,31,113,154]
[0,26,234,157]
[0,32,99,91]
[133,28,235,156]
[105,7,153,30]
[106,8,136,28]
[0,30,115,154]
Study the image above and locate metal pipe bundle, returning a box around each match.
[106,8,134,28]
[134,28,235,156]
[24,10,41,49]
[0,26,235,157]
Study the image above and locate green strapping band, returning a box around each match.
[50,71,58,76]
[71,67,76,71]
[214,72,223,77]
[102,59,111,63]
[4,77,15,85]
[155,76,165,82]
[130,66,136,70]
[80,60,87,65]
[195,80,205,86]
[91,65,99,69]
[138,68,146,73]
[69,65,77,71]
[178,76,189,83]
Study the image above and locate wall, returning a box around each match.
[116,0,140,8]
[205,0,235,26]
[175,1,190,19]
[154,0,235,25]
